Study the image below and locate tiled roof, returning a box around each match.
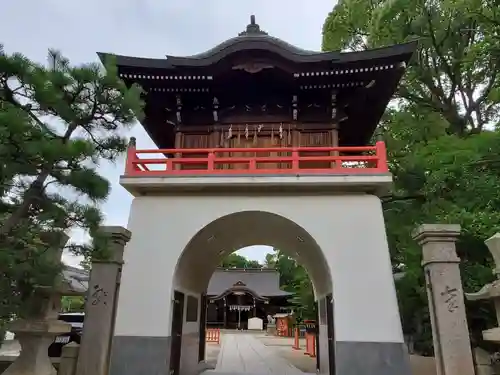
[61,266,88,295]
[206,268,291,297]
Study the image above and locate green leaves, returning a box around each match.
[0,46,144,320]
[323,0,500,353]
[219,253,262,268]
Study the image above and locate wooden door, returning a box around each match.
[299,131,332,170]
[219,134,281,171]
[256,135,280,171]
[216,126,292,171]
[198,293,207,362]
[326,293,336,375]
[181,134,213,171]
[229,135,254,171]
[169,291,185,375]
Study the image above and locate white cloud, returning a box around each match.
[2,0,334,266]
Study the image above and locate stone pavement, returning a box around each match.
[206,333,313,375]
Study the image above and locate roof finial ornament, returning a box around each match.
[238,15,268,36]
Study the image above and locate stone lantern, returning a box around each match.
[466,233,500,343]
[1,232,81,375]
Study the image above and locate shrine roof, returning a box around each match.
[206,268,291,297]
[98,16,417,71]
[61,266,88,295]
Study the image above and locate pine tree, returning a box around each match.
[0,46,143,320]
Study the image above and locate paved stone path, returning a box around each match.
[210,333,308,375]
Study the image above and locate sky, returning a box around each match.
[1,0,334,267]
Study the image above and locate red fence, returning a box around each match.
[292,327,316,358]
[124,142,388,177]
[206,328,220,344]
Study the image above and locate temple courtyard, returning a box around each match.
[205,332,436,375]
[0,329,443,375]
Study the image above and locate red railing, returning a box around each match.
[206,328,220,344]
[124,141,388,177]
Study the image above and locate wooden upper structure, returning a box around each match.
[99,16,416,155]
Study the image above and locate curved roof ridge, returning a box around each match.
[167,35,331,60]
[215,267,279,273]
[164,15,341,65]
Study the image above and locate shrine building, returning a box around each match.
[206,268,291,330]
[101,16,417,375]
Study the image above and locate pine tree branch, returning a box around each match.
[0,123,78,237]
[382,194,426,205]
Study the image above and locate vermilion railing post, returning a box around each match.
[304,331,311,356]
[207,151,215,171]
[249,158,257,171]
[124,137,137,176]
[166,158,173,171]
[375,141,389,172]
[292,327,301,350]
[309,332,316,358]
[291,149,299,171]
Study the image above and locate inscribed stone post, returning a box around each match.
[412,224,474,375]
[75,226,131,375]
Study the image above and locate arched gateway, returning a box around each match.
[100,16,417,375]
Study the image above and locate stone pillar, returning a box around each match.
[75,226,131,375]
[413,224,474,375]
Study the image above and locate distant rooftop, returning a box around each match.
[207,267,290,297]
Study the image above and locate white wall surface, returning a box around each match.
[114,193,404,344]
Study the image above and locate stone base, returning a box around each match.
[266,324,277,336]
[109,336,171,375]
[1,320,70,375]
[336,341,411,375]
[109,335,412,375]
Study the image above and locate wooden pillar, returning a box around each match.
[412,224,474,375]
[331,123,339,168]
[174,130,182,170]
[75,226,131,375]
[331,123,339,148]
[223,297,227,329]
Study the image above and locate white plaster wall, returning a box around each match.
[114,193,403,344]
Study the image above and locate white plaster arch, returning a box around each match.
[172,210,333,298]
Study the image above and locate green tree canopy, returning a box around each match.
[323,0,500,354]
[0,46,143,324]
[219,253,262,268]
[265,249,316,321]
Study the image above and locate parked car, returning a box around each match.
[47,312,84,357]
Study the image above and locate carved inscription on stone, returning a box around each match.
[91,284,108,306]
[441,285,459,313]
